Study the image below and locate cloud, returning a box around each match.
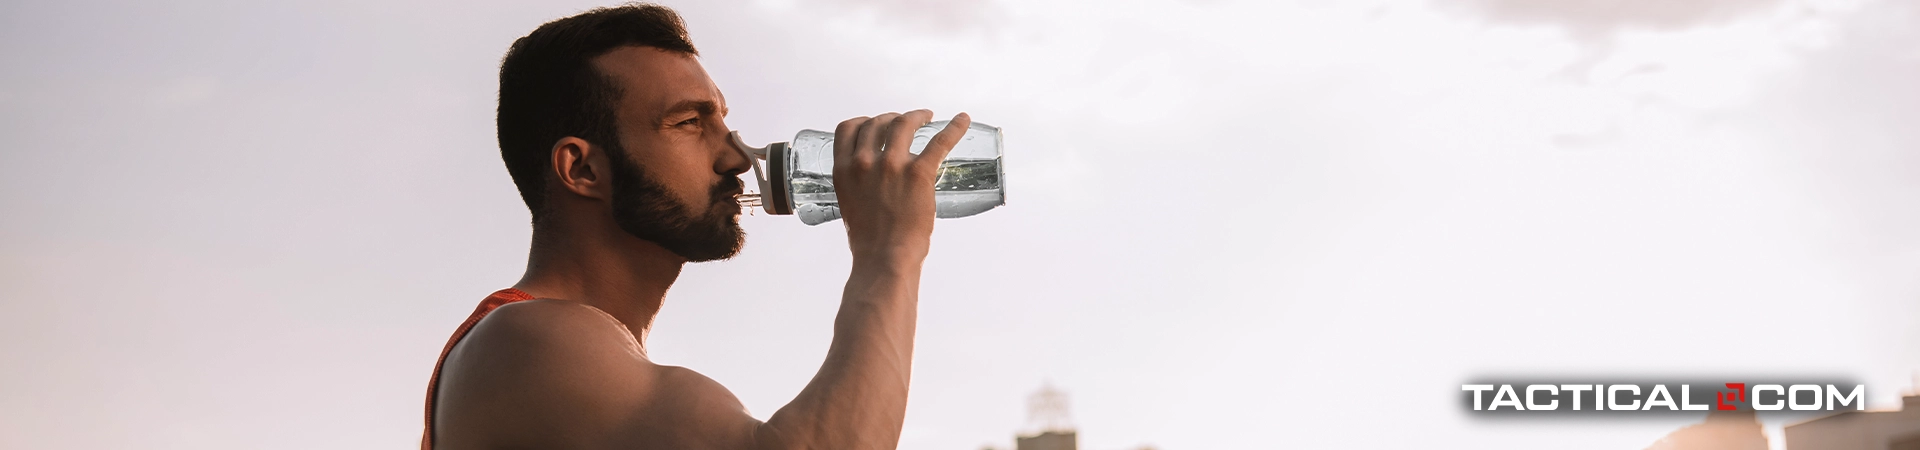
[797,0,1009,35]
[1442,0,1784,37]
[1419,0,1870,152]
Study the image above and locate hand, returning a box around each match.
[832,110,972,264]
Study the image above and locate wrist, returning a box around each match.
[844,254,925,309]
[848,235,930,264]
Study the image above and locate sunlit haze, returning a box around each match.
[2,0,1916,449]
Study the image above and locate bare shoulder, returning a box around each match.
[456,299,645,362]
[435,300,652,448]
[434,300,759,449]
[442,300,651,394]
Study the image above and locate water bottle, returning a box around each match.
[731,120,1005,226]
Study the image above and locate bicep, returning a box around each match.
[615,367,764,449]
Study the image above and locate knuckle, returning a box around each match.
[895,160,922,176]
[909,161,936,176]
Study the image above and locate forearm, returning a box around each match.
[759,257,923,450]
[754,110,963,450]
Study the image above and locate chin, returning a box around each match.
[682,222,745,263]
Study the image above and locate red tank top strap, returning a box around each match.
[422,288,537,450]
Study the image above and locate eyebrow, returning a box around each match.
[657,99,726,123]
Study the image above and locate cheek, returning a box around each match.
[632,141,717,205]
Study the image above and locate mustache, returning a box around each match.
[709,176,744,203]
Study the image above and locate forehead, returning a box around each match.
[591,46,722,115]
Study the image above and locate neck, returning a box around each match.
[513,213,686,345]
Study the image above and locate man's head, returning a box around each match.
[498,4,748,262]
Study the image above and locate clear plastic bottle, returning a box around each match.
[733,120,1005,226]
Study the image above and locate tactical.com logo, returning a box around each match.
[1461,379,1864,414]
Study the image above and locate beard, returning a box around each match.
[605,145,745,262]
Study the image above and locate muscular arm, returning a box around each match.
[755,258,924,449]
[756,111,969,450]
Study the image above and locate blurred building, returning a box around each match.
[1017,431,1077,450]
[1017,383,1077,450]
[987,384,1153,450]
[1784,393,1920,450]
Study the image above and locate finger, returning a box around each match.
[833,117,868,169]
[885,110,935,163]
[914,112,971,170]
[857,112,901,165]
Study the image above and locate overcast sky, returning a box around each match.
[2,0,1917,449]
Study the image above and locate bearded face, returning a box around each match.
[604,140,745,262]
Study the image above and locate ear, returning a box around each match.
[550,136,612,201]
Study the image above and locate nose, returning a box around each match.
[714,125,752,179]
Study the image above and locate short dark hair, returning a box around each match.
[497,3,698,222]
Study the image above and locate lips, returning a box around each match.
[710,177,745,205]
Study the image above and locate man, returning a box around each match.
[422,4,970,449]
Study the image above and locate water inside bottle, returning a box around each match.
[786,120,1005,225]
[789,157,1004,218]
